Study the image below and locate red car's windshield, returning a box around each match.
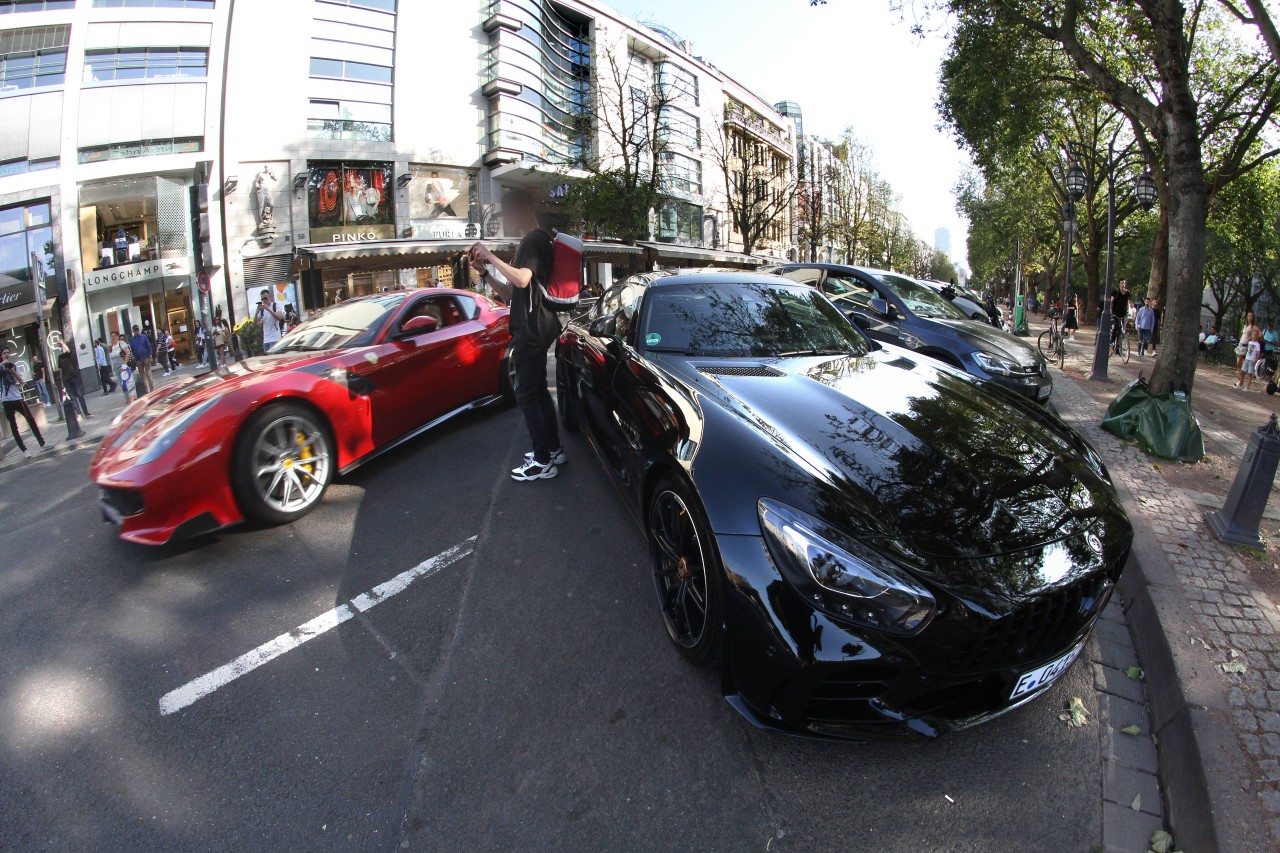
[274,294,407,352]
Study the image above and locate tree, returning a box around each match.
[712,123,797,254]
[827,131,879,265]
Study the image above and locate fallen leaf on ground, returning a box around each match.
[1148,829,1174,853]
[1120,724,1142,736]
[1059,696,1090,728]
[1124,665,1144,680]
[1131,793,1142,811]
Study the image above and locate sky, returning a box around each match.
[617,0,972,267]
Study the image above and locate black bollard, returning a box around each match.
[1206,414,1280,548]
[61,386,83,441]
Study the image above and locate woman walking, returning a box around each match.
[1,361,50,458]
[1236,311,1260,388]
[1063,294,1080,340]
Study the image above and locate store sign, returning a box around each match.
[411,220,470,239]
[311,224,398,243]
[83,258,191,292]
[0,278,36,309]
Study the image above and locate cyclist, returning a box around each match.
[1110,280,1132,353]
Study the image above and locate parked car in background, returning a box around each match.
[767,264,1052,403]
[920,279,997,325]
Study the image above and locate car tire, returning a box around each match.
[498,343,517,405]
[556,355,580,433]
[647,476,724,667]
[231,403,333,526]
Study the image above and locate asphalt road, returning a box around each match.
[0,388,1103,853]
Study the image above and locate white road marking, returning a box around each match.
[158,536,477,716]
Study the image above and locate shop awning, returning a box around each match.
[639,242,766,269]
[0,296,55,331]
[289,239,517,276]
[581,240,646,262]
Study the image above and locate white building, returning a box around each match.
[0,0,794,391]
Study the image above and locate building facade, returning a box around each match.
[0,0,794,390]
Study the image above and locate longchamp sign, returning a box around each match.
[84,258,191,292]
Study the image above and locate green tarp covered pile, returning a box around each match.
[1101,377,1205,462]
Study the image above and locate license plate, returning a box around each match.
[1010,641,1083,699]
[1037,384,1052,400]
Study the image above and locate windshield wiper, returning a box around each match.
[776,348,852,357]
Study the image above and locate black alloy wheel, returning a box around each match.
[648,477,723,666]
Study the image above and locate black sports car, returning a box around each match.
[556,271,1131,740]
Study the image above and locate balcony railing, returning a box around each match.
[724,104,791,151]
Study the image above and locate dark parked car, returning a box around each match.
[556,271,1131,740]
[766,264,1051,403]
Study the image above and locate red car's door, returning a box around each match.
[359,293,487,446]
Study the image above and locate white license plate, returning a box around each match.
[1010,641,1084,699]
[1037,384,1052,400]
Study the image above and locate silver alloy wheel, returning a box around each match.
[249,411,331,515]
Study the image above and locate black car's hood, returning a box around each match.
[931,319,1043,367]
[669,349,1114,561]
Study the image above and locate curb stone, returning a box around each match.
[1051,380,1270,852]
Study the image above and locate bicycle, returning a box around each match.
[1037,315,1067,370]
[1110,319,1131,364]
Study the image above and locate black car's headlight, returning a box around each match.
[759,499,935,634]
[138,400,216,464]
[973,352,1021,377]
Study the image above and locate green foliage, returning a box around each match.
[234,319,264,358]
[566,171,660,244]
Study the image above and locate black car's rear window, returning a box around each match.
[641,281,871,358]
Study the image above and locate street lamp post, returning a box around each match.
[1062,160,1087,318]
[1089,143,1158,381]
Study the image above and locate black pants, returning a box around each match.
[66,377,89,417]
[512,339,560,463]
[98,364,116,392]
[3,399,44,451]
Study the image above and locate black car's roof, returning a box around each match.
[623,269,797,289]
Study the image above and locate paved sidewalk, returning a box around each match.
[1049,353,1278,849]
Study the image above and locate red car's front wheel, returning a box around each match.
[231,403,334,525]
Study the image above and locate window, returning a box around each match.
[0,199,54,307]
[658,201,702,244]
[659,151,701,195]
[0,27,67,90]
[306,161,395,241]
[657,106,699,149]
[93,1,215,8]
[316,0,395,12]
[0,156,57,177]
[309,56,392,84]
[84,48,208,83]
[657,62,697,105]
[78,137,202,164]
[306,98,391,141]
[0,1,75,13]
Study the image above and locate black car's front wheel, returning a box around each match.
[231,403,333,525]
[648,477,723,667]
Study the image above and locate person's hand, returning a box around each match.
[470,243,494,266]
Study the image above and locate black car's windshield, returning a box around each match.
[274,294,406,352]
[641,281,871,358]
[875,273,968,320]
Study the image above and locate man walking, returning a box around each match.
[468,189,562,481]
[1134,298,1156,357]
[255,289,284,353]
[129,323,154,396]
[1,360,50,458]
[94,338,117,393]
[30,351,50,406]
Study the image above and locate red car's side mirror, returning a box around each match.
[400,315,440,336]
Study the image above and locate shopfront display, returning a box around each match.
[307,161,395,243]
[407,165,476,239]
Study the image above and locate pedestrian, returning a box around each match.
[1063,294,1080,340]
[30,351,50,406]
[195,323,207,367]
[1109,280,1131,353]
[1,361,50,458]
[213,313,230,365]
[468,188,563,481]
[255,289,285,353]
[163,329,178,372]
[1134,298,1156,357]
[1264,321,1279,360]
[128,323,154,396]
[1235,310,1259,388]
[1149,298,1161,356]
[94,338,117,393]
[1242,329,1263,392]
[57,342,92,418]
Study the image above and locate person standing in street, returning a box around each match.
[57,342,92,418]
[1,361,50,458]
[1134,298,1156,357]
[255,289,284,353]
[94,338,116,393]
[1242,329,1263,392]
[129,323,154,396]
[468,189,562,481]
[163,328,178,373]
[1235,310,1259,388]
[30,351,50,406]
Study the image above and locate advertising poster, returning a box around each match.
[408,165,476,239]
[308,162,396,243]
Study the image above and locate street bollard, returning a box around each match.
[1206,413,1280,548]
[61,386,83,441]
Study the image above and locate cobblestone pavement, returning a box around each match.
[1050,356,1280,846]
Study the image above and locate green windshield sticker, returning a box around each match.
[646,332,661,346]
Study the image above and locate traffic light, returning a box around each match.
[190,181,211,273]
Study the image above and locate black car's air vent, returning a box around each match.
[697,365,785,378]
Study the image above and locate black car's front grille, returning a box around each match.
[951,573,1112,673]
[101,486,144,517]
[802,668,893,727]
[697,365,785,378]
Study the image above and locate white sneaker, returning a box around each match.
[511,459,558,481]
[22,449,31,459]
[522,448,567,466]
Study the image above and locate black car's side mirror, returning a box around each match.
[589,315,617,339]
[870,298,892,319]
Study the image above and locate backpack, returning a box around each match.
[537,231,583,313]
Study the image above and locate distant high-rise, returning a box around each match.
[775,101,804,138]
[934,227,952,256]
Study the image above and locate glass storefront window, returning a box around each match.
[658,201,702,244]
[0,199,54,310]
[307,161,395,242]
[78,177,161,272]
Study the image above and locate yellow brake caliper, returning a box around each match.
[295,429,314,481]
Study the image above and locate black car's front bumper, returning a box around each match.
[976,364,1053,403]
[714,532,1122,741]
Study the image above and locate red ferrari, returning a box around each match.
[91,289,513,545]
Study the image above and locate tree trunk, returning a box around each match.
[1082,246,1102,326]
[1148,114,1209,395]
[1147,203,1168,304]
